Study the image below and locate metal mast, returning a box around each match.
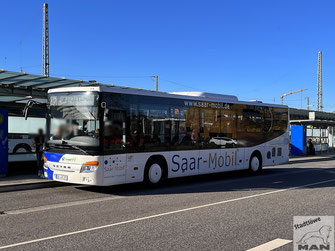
[153,76,158,91]
[317,51,322,111]
[42,3,49,77]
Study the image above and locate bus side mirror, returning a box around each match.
[23,100,34,120]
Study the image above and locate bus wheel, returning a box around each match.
[13,144,32,153]
[144,158,167,186]
[249,152,262,174]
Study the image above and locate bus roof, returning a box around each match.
[48,85,288,108]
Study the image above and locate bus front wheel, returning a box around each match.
[144,158,167,186]
[249,152,262,174]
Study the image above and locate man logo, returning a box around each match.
[297,225,332,250]
[294,216,334,251]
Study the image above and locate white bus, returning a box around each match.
[8,108,46,162]
[43,86,289,186]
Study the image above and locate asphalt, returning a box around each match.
[0,158,334,250]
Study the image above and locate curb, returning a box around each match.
[289,155,335,162]
[0,181,69,193]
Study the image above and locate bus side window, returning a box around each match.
[184,106,199,149]
[132,103,170,152]
[220,108,237,148]
[169,106,189,150]
[104,110,126,152]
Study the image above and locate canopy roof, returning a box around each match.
[0,69,96,101]
[290,120,335,127]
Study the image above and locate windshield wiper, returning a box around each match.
[50,140,91,155]
[67,144,90,155]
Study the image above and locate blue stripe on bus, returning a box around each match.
[44,166,54,180]
[44,152,63,162]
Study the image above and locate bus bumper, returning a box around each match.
[43,162,101,186]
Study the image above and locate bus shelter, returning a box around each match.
[0,69,94,169]
[290,120,335,155]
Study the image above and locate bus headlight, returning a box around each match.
[80,165,98,173]
[80,161,99,173]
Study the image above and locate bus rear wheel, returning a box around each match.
[249,153,262,174]
[144,159,166,186]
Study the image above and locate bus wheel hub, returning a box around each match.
[251,157,259,171]
[148,164,162,183]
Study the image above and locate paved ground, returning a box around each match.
[0,158,334,250]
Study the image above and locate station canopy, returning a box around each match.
[289,108,335,122]
[0,69,96,102]
[290,120,335,127]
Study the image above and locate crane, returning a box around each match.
[280,88,307,105]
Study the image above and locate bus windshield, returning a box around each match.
[48,92,100,148]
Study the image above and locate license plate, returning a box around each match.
[55,174,68,181]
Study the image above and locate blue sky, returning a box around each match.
[1,0,335,110]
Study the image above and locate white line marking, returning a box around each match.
[5,196,124,215]
[246,238,292,251]
[272,181,283,184]
[1,178,335,250]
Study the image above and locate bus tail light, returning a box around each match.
[80,161,99,173]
